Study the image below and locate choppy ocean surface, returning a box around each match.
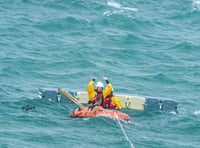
[0,0,200,147]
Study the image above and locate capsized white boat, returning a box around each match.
[38,88,178,113]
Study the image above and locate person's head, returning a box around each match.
[95,81,104,92]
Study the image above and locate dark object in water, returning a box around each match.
[21,105,36,111]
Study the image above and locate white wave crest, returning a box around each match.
[194,110,200,115]
[192,0,200,11]
[108,1,121,8]
[169,111,178,115]
[103,10,124,16]
[107,0,138,12]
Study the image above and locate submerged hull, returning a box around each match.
[71,108,130,120]
[38,88,178,113]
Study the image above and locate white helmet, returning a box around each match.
[95,81,104,89]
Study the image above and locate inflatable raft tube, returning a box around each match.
[71,107,130,121]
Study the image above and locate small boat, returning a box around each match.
[71,107,130,120]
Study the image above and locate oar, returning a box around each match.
[58,88,84,108]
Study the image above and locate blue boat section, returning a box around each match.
[145,97,160,111]
[145,97,178,113]
[38,88,178,113]
[38,88,77,103]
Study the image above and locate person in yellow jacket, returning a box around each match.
[87,77,112,107]
[103,89,122,110]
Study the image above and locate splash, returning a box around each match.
[194,110,200,115]
[103,10,124,16]
[107,0,121,9]
[169,111,178,115]
[107,0,138,11]
[192,0,200,11]
[104,0,138,16]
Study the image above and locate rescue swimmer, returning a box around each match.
[87,77,122,110]
[87,77,112,108]
[103,89,122,110]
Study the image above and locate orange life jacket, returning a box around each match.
[102,94,116,109]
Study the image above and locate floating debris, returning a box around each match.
[21,105,36,112]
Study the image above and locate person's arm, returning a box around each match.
[102,77,112,98]
[112,96,122,110]
[87,78,96,101]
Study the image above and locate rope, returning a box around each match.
[115,113,134,148]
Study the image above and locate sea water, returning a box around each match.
[0,0,200,147]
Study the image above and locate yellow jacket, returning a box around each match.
[111,96,122,110]
[87,80,112,101]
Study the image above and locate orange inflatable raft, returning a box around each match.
[71,107,130,120]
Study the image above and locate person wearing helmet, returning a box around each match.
[102,89,122,110]
[87,77,112,107]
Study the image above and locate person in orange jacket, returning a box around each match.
[103,89,122,110]
[89,89,122,111]
[87,77,112,107]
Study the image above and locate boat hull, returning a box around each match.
[38,88,178,113]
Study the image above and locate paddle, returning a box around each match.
[58,88,84,108]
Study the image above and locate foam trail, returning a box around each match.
[115,113,134,148]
